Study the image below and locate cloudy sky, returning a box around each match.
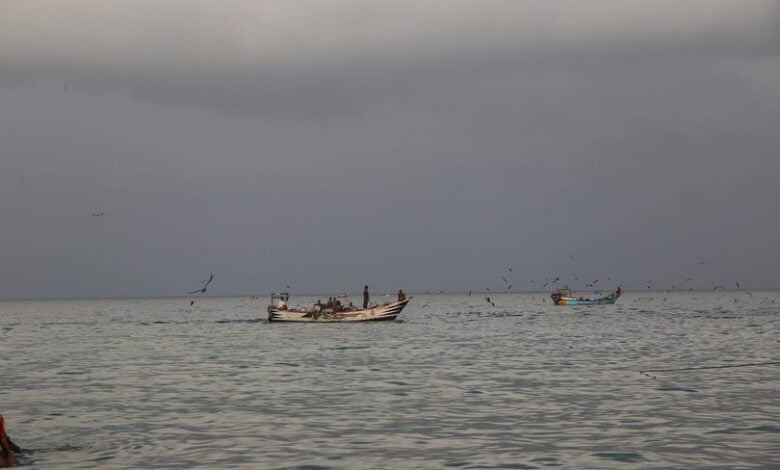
[1,1,779,299]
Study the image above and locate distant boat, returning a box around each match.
[551,288,622,306]
[267,294,410,322]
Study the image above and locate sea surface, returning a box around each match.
[1,291,778,469]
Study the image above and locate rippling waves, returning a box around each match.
[1,291,778,469]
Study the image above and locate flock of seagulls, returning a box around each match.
[425,256,755,309]
[118,248,754,310]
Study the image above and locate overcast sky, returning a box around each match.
[1,1,779,299]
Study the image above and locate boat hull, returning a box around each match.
[551,291,621,306]
[268,298,410,322]
[553,297,618,306]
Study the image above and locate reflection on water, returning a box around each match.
[1,291,778,468]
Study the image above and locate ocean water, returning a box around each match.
[1,291,778,469]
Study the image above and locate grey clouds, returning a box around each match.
[1,1,779,298]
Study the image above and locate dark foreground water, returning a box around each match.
[1,291,778,469]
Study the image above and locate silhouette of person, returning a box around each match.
[0,414,21,466]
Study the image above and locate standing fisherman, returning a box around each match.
[363,285,370,309]
[0,414,21,467]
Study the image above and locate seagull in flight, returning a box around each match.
[568,254,575,260]
[501,276,508,284]
[485,296,496,307]
[188,274,214,294]
[91,213,106,217]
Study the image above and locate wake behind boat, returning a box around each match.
[267,293,410,322]
[551,287,622,306]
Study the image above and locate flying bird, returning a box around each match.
[507,267,513,272]
[91,213,105,217]
[736,281,741,288]
[713,286,719,291]
[467,290,472,296]
[188,274,214,294]
[697,260,707,265]
[437,289,445,293]
[501,276,508,284]
[507,285,513,290]
[485,296,495,307]
[568,254,575,260]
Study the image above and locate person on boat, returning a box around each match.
[276,295,288,310]
[616,286,623,296]
[334,299,343,312]
[314,300,322,313]
[0,414,21,467]
[397,289,407,302]
[363,285,370,309]
[348,302,355,311]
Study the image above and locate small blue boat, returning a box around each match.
[551,287,622,306]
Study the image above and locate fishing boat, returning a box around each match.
[550,287,622,306]
[267,293,411,322]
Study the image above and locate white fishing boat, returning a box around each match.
[267,293,410,322]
